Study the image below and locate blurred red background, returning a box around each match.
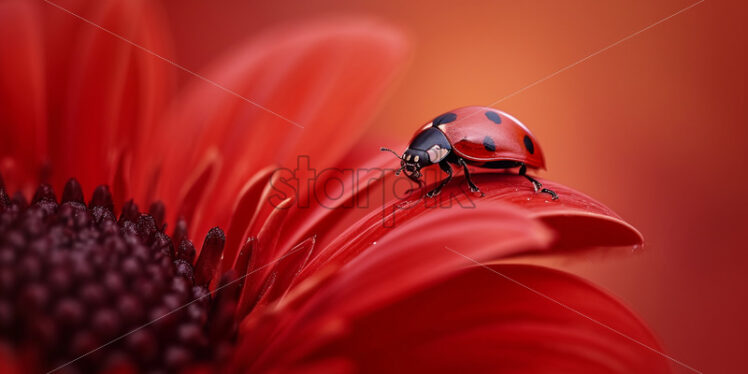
[159,0,746,372]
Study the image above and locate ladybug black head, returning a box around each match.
[380,147,423,177]
[380,127,452,179]
[379,147,424,177]
[402,149,429,167]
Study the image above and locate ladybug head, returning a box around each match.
[400,149,429,177]
[381,127,452,179]
[380,147,423,177]
[379,148,431,179]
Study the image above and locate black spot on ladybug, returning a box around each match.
[483,136,496,152]
[485,111,501,124]
[523,135,535,154]
[432,112,457,126]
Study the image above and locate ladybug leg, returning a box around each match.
[404,172,425,195]
[457,158,484,196]
[518,163,541,192]
[426,161,453,197]
[519,163,559,200]
[540,188,559,200]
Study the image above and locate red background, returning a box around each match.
[160,1,747,372]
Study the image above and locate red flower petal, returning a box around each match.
[225,139,642,323]
[235,196,295,312]
[233,202,552,368]
[220,166,277,274]
[0,0,175,199]
[258,236,316,308]
[48,0,174,195]
[0,0,47,195]
[307,202,552,312]
[240,265,673,373]
[131,17,409,240]
[272,149,399,264]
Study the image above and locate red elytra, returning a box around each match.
[431,106,545,168]
[382,106,557,199]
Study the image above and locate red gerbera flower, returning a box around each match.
[0,0,677,373]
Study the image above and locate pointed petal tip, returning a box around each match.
[118,199,140,223]
[194,227,226,286]
[172,216,189,248]
[233,237,256,275]
[61,178,84,204]
[89,185,114,212]
[206,226,226,242]
[149,201,166,229]
[31,183,56,204]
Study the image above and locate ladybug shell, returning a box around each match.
[420,106,546,169]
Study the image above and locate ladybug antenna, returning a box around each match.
[380,147,403,160]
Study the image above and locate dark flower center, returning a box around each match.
[0,179,238,373]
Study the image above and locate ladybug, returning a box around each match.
[381,106,558,199]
